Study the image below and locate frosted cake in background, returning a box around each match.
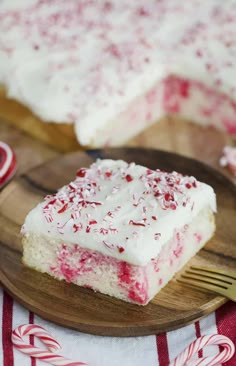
[22,159,216,305]
[1,0,236,147]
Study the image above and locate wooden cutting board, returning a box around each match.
[0,148,235,336]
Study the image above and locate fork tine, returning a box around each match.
[178,276,236,301]
[177,277,227,297]
[190,266,236,281]
[181,273,229,289]
[186,269,233,285]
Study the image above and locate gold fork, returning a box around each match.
[177,266,236,301]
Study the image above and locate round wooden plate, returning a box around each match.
[0,148,235,337]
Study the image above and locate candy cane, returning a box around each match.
[12,324,88,366]
[170,334,235,366]
[219,146,236,175]
[0,141,16,188]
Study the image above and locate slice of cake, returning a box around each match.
[22,159,216,305]
[1,1,236,147]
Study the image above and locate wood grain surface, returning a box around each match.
[0,148,235,336]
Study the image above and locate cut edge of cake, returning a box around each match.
[22,207,215,305]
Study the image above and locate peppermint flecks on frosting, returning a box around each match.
[42,159,198,236]
[23,159,216,265]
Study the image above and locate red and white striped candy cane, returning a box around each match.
[170,334,235,366]
[0,141,16,188]
[12,324,88,366]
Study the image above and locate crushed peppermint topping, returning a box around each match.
[129,219,146,227]
[117,246,125,253]
[125,174,133,182]
[40,160,201,255]
[105,171,112,178]
[73,223,83,232]
[89,220,97,225]
[76,168,87,177]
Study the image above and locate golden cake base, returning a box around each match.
[0,86,80,152]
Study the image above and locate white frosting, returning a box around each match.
[23,159,216,265]
[0,1,236,144]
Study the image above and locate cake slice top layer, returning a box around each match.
[23,159,216,265]
[1,0,236,144]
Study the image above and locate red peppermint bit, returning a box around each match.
[68,183,76,191]
[73,223,82,233]
[117,246,125,253]
[164,192,174,201]
[92,182,97,186]
[152,216,157,220]
[89,220,97,225]
[45,214,53,223]
[170,203,177,210]
[80,200,102,206]
[107,211,113,217]
[192,180,197,188]
[109,227,118,234]
[105,171,112,178]
[100,228,109,235]
[58,203,68,214]
[44,198,57,209]
[48,198,57,205]
[125,174,133,182]
[185,183,192,189]
[146,169,153,175]
[76,168,87,177]
[86,225,91,233]
[129,220,145,227]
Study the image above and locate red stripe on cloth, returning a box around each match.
[195,321,203,358]
[2,291,14,366]
[216,301,236,366]
[156,333,170,366]
[29,312,36,366]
